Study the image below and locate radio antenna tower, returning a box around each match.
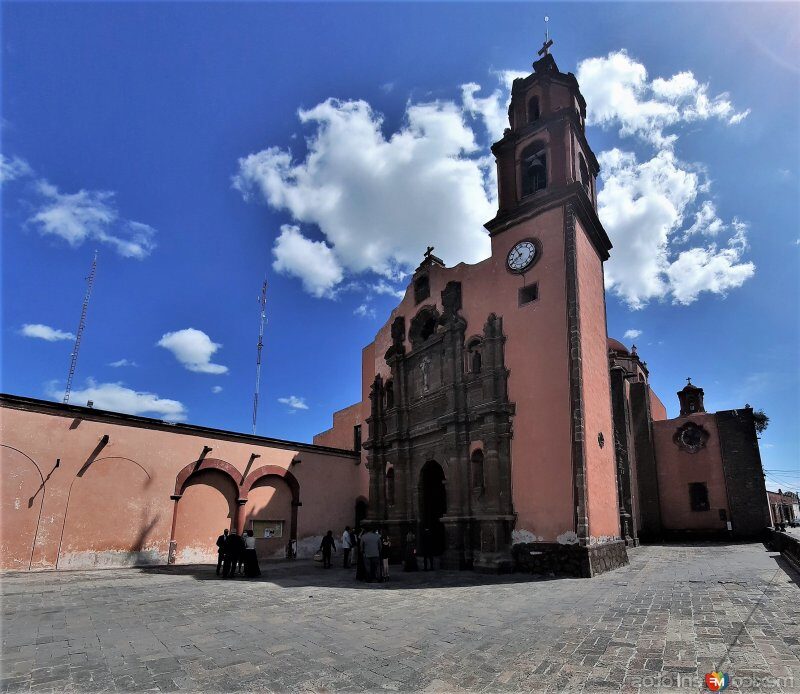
[251,278,268,434]
[63,250,98,404]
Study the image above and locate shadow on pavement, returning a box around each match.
[141,558,566,590]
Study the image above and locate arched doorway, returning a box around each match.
[419,461,447,555]
[0,446,45,571]
[173,468,238,564]
[355,497,368,529]
[58,457,155,569]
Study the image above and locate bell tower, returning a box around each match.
[487,39,600,231]
[483,37,621,556]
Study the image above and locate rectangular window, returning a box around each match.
[689,482,710,512]
[519,283,538,306]
[353,424,362,452]
[252,520,284,539]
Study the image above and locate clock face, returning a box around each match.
[507,240,537,273]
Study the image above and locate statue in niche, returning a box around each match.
[420,356,431,392]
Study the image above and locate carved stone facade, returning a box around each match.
[363,280,516,572]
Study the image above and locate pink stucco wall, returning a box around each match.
[652,413,729,531]
[650,390,668,421]
[313,402,361,450]
[575,220,620,541]
[0,399,360,571]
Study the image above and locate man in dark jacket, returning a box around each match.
[224,530,244,578]
[216,529,228,576]
[319,530,336,569]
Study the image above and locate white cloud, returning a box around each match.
[380,82,395,94]
[109,358,137,368]
[157,328,228,374]
[665,242,755,306]
[598,149,754,308]
[370,279,406,300]
[354,303,376,318]
[683,200,725,238]
[461,82,508,141]
[211,385,223,394]
[46,379,186,422]
[278,395,308,411]
[624,329,642,340]
[234,97,493,297]
[235,56,752,309]
[28,181,156,259]
[20,323,75,342]
[0,154,33,183]
[577,51,749,147]
[272,224,344,298]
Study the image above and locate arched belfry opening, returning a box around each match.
[419,461,447,556]
[521,141,547,197]
[528,95,540,122]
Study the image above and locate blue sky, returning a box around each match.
[2,2,798,490]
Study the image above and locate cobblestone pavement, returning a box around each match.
[2,543,799,693]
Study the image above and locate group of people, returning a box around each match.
[215,528,261,578]
[317,525,437,582]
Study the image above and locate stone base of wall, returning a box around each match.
[512,540,628,578]
[767,529,800,573]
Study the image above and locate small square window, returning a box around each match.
[519,283,538,306]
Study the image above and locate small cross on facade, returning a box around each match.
[686,377,692,385]
[424,246,435,259]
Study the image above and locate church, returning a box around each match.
[0,41,772,576]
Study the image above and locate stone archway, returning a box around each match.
[419,460,447,555]
[239,465,302,552]
[171,458,240,564]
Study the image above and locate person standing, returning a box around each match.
[319,530,336,569]
[354,528,366,581]
[341,526,353,568]
[380,530,392,581]
[361,527,382,582]
[243,530,261,577]
[223,530,239,578]
[215,528,228,576]
[421,527,434,571]
[403,529,418,572]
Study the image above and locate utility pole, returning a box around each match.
[64,251,98,404]
[252,278,268,434]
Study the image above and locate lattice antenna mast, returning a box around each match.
[63,251,98,404]
[252,278,268,434]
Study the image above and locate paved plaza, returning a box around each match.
[2,543,799,693]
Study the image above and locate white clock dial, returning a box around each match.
[506,240,537,273]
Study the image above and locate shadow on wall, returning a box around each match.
[57,456,159,570]
[1,445,46,571]
[173,468,237,564]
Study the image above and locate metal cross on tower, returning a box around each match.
[63,251,98,404]
[538,15,553,56]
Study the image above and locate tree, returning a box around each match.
[752,409,769,435]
